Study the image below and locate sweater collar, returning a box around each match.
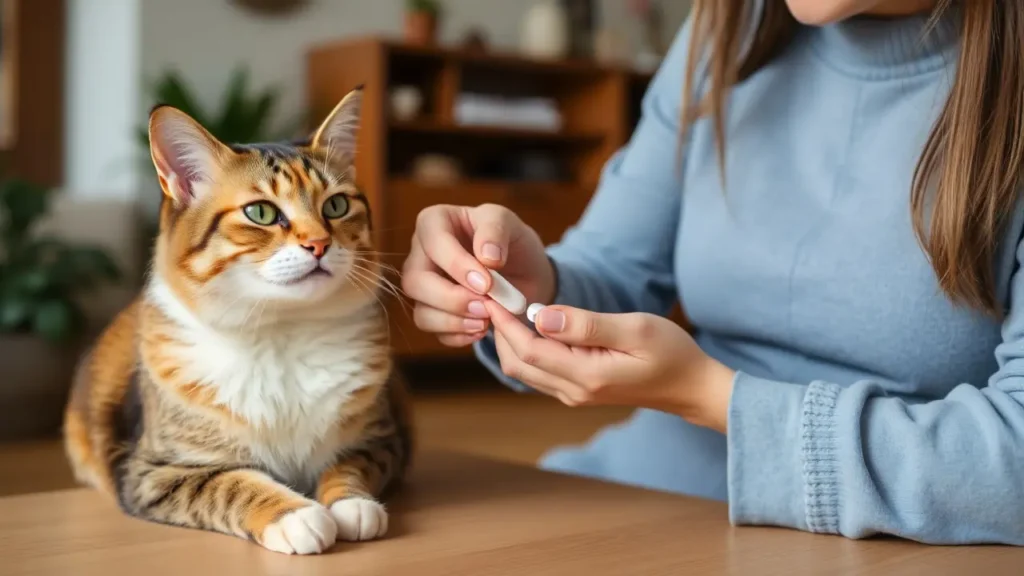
[806,8,959,80]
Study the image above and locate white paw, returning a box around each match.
[329,497,388,541]
[261,505,338,555]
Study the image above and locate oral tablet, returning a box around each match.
[486,269,528,315]
[526,303,545,323]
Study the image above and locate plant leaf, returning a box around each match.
[151,70,209,127]
[32,299,76,343]
[0,296,33,329]
[68,246,122,282]
[218,67,251,142]
[0,179,51,242]
[245,89,279,142]
[13,268,52,294]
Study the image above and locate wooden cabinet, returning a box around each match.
[307,38,652,358]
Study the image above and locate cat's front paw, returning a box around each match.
[260,504,338,555]
[329,497,388,541]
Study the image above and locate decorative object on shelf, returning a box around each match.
[0,176,121,440]
[520,0,569,59]
[594,27,630,66]
[628,0,665,72]
[390,85,424,122]
[404,0,442,46]
[477,151,564,183]
[454,93,562,132]
[229,0,310,17]
[515,152,563,182]
[560,0,595,58]
[462,27,489,53]
[412,154,462,186]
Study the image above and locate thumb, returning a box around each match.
[534,306,630,350]
[469,205,515,268]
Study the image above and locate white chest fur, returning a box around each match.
[148,280,386,488]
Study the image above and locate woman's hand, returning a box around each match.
[401,204,556,348]
[487,301,736,432]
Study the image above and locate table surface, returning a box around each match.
[1,451,1020,576]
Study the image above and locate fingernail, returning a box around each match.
[538,309,565,332]
[467,301,488,317]
[464,318,486,332]
[482,243,502,262]
[467,271,487,293]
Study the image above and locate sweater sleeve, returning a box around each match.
[473,22,691,389]
[728,238,1024,545]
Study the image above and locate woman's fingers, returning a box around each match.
[468,204,519,268]
[485,301,591,383]
[534,305,638,351]
[414,205,493,295]
[493,331,586,402]
[402,239,490,318]
[437,332,488,348]
[414,304,489,334]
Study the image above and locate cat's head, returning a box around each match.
[147,88,380,328]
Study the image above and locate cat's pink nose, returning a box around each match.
[300,237,331,259]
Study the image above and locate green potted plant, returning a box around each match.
[0,178,120,439]
[404,0,442,45]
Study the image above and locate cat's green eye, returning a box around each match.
[243,201,279,226]
[322,194,350,220]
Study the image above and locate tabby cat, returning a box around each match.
[63,88,412,555]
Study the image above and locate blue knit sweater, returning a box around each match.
[475,11,1024,544]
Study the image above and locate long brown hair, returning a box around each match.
[682,0,1024,315]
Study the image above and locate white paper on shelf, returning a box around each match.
[453,92,562,131]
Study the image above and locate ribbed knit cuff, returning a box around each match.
[727,371,809,531]
[801,381,841,534]
[728,374,844,534]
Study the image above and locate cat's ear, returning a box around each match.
[310,86,363,167]
[148,106,231,207]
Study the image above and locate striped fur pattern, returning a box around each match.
[63,89,413,555]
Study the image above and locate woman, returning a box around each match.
[401,0,1024,544]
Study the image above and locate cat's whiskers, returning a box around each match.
[352,251,413,257]
[348,264,402,313]
[350,260,409,313]
[250,298,269,336]
[352,254,403,287]
[239,297,266,331]
[212,288,251,325]
[347,271,395,345]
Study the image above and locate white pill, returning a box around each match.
[486,269,527,315]
[526,303,545,323]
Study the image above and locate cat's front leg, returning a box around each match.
[120,457,336,554]
[316,446,398,541]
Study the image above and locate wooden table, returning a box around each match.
[1,451,1019,575]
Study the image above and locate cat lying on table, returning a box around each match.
[63,87,412,555]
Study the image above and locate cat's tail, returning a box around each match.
[63,301,141,502]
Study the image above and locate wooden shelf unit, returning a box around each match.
[307,37,652,358]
